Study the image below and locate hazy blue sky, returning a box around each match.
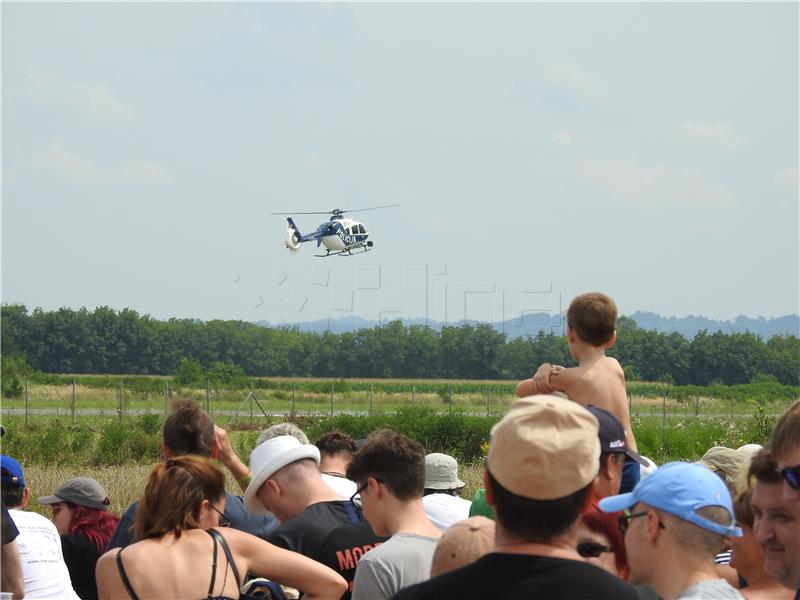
[3,3,798,326]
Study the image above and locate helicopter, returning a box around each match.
[270,205,399,257]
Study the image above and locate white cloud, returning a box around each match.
[678,120,744,149]
[541,61,610,106]
[549,130,594,150]
[34,141,168,186]
[28,69,133,122]
[120,160,170,185]
[775,166,799,193]
[571,158,731,209]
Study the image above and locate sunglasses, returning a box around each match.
[618,510,666,535]
[577,541,613,558]
[210,505,230,528]
[781,465,800,490]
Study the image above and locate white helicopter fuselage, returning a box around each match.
[321,218,369,251]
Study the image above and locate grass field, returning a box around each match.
[3,376,793,522]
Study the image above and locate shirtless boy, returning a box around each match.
[516,292,641,493]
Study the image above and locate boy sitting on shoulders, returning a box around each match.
[516,292,641,493]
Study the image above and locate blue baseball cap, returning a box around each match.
[0,455,25,488]
[599,461,742,537]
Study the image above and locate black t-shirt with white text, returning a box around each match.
[318,520,389,600]
[393,552,659,600]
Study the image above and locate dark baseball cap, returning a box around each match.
[585,405,647,466]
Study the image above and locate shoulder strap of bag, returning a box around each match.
[207,528,242,591]
[342,500,360,524]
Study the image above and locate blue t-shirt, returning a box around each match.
[106,493,278,550]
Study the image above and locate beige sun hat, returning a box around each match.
[488,394,600,501]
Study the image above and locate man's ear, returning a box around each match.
[161,443,171,459]
[483,470,495,507]
[646,510,665,542]
[210,438,220,460]
[368,476,383,498]
[20,487,30,509]
[266,478,281,497]
[567,327,576,343]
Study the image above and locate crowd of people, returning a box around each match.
[1,292,798,600]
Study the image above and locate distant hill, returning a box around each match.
[258,312,799,339]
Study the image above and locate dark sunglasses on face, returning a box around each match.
[618,510,666,535]
[781,465,800,490]
[577,541,613,558]
[210,505,230,527]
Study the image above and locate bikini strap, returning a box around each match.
[207,527,219,599]
[207,529,242,591]
[115,548,141,600]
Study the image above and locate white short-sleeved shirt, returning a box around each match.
[321,472,359,499]
[422,493,472,531]
[10,509,81,600]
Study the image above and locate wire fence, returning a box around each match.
[2,379,795,428]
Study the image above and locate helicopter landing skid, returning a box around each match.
[315,245,372,258]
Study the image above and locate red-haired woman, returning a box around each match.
[577,499,629,581]
[37,477,121,600]
[95,455,346,600]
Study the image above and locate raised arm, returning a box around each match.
[227,529,347,600]
[516,363,564,397]
[214,425,252,493]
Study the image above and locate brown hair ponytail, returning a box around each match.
[134,455,225,541]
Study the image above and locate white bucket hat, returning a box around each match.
[244,435,320,515]
[424,453,465,490]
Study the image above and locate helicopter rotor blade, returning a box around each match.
[269,211,335,216]
[337,204,401,214]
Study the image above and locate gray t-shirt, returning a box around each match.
[351,533,438,600]
[677,579,745,600]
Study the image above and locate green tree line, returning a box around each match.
[2,304,798,386]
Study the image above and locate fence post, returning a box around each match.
[25,380,29,427]
[628,392,632,416]
[291,383,296,417]
[118,382,123,423]
[661,395,666,439]
[330,384,334,417]
[206,379,211,413]
[486,388,489,417]
[164,384,168,415]
[730,396,734,419]
[72,379,76,424]
[369,385,373,416]
[695,395,699,417]
[448,384,452,414]
[250,392,254,425]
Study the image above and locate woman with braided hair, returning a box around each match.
[95,455,346,600]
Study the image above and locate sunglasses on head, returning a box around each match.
[577,541,613,558]
[781,465,800,490]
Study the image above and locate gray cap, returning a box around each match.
[37,477,110,511]
[424,453,465,490]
